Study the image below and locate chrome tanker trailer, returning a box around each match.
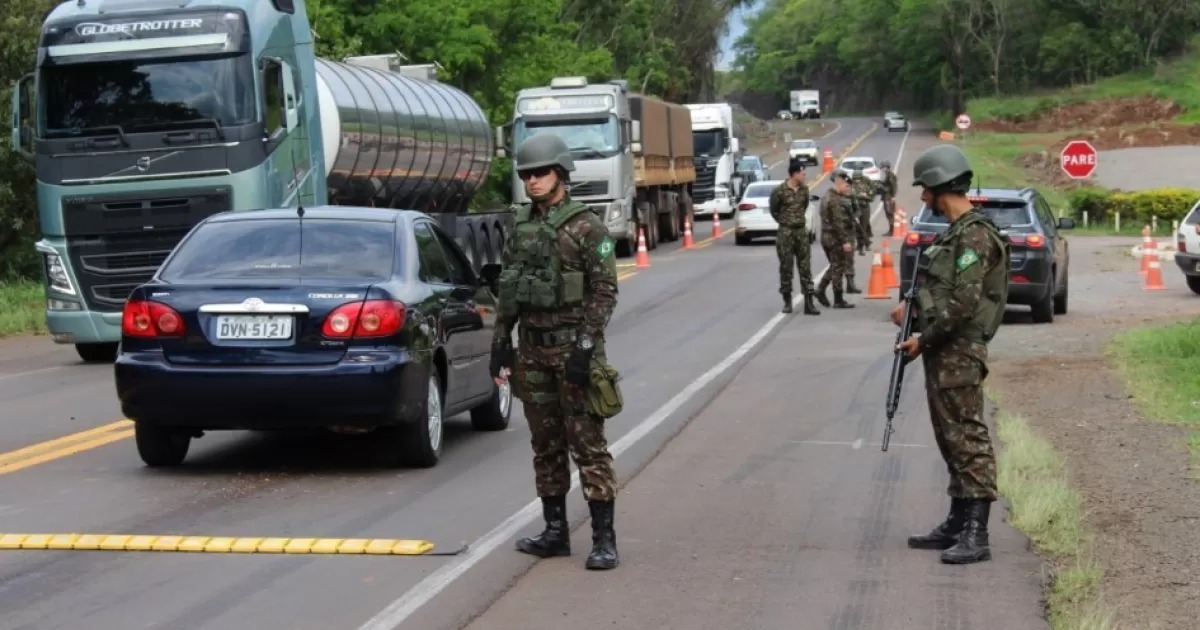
[11,0,511,361]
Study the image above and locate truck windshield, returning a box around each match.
[693,130,725,157]
[514,115,620,158]
[40,53,256,137]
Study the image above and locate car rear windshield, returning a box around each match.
[160,218,396,282]
[792,140,815,148]
[744,183,778,198]
[737,158,761,169]
[842,159,874,170]
[919,200,1032,228]
[1182,200,1200,224]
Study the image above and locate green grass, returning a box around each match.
[993,402,1115,630]
[0,281,46,338]
[1108,318,1200,472]
[968,37,1200,124]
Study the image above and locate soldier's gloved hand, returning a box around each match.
[490,338,514,380]
[565,346,593,387]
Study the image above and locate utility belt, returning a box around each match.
[520,326,578,348]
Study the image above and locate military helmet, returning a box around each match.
[880,160,891,168]
[514,133,575,172]
[911,144,972,190]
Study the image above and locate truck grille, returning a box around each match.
[693,160,717,202]
[61,187,232,312]
[569,180,609,197]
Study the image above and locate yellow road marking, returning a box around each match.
[0,420,134,475]
[0,532,451,555]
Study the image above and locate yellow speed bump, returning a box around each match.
[0,533,466,556]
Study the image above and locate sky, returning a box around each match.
[716,2,756,71]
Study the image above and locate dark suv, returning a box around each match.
[898,187,1074,324]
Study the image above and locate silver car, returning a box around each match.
[885,113,909,132]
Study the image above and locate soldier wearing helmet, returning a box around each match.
[879,160,898,235]
[490,133,622,571]
[890,143,1010,566]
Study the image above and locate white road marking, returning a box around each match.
[0,366,65,382]
[789,440,930,449]
[355,121,915,630]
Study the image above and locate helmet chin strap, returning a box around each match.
[528,171,567,204]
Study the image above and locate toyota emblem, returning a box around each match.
[241,297,264,310]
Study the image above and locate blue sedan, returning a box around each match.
[114,206,512,468]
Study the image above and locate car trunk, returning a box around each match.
[157,280,376,366]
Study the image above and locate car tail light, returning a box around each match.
[1011,275,1030,283]
[1179,237,1187,253]
[738,203,757,211]
[904,232,935,246]
[323,300,405,338]
[122,299,186,338]
[1009,234,1045,248]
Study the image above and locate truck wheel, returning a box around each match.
[1187,275,1200,294]
[76,342,118,363]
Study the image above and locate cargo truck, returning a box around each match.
[789,90,821,119]
[10,0,510,363]
[498,77,695,257]
[684,102,740,219]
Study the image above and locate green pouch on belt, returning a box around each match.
[585,359,624,419]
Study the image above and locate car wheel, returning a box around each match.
[76,342,118,363]
[1187,275,1200,295]
[735,233,751,245]
[470,375,512,431]
[1031,277,1055,323]
[134,422,191,467]
[393,372,444,468]
[1054,272,1069,314]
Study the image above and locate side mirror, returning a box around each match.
[280,62,299,131]
[11,73,34,158]
[1058,217,1075,229]
[494,125,507,158]
[730,137,740,154]
[480,262,501,293]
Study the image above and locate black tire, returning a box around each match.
[735,233,751,245]
[76,342,118,363]
[470,377,512,431]
[1054,272,1069,315]
[1187,275,1200,295]
[1031,277,1055,323]
[393,372,444,468]
[134,422,191,467]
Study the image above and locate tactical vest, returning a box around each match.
[496,199,591,318]
[915,212,1010,342]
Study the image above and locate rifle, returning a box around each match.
[883,254,923,452]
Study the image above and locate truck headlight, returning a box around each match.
[43,252,76,296]
[607,202,623,222]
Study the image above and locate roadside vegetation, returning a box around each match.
[992,398,1115,630]
[0,281,46,338]
[1109,318,1200,471]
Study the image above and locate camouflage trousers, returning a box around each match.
[882,196,896,234]
[854,199,873,250]
[819,236,851,289]
[922,340,998,501]
[512,341,617,502]
[776,224,814,295]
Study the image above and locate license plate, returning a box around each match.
[215,315,293,340]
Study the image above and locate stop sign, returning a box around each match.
[1060,140,1097,179]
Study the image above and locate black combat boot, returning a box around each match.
[585,500,619,570]
[940,500,992,564]
[832,289,855,309]
[908,498,968,550]
[782,292,793,314]
[815,279,831,307]
[515,495,571,557]
[845,276,862,294]
[802,292,820,315]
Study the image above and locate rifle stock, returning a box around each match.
[883,254,923,452]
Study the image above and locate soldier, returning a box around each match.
[769,159,820,315]
[880,160,899,235]
[892,144,1010,565]
[815,170,857,309]
[841,171,864,295]
[490,133,623,571]
[849,169,875,255]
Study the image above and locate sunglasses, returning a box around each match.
[517,166,555,181]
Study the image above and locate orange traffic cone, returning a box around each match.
[1140,226,1156,276]
[822,149,834,173]
[865,248,891,299]
[635,226,651,268]
[683,215,695,249]
[711,206,723,239]
[880,238,900,288]
[1144,257,1166,290]
[895,206,908,239]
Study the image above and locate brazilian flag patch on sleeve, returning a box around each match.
[597,236,615,258]
[956,248,979,270]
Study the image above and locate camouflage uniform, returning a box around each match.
[850,171,875,254]
[903,144,1010,566]
[880,163,898,235]
[492,134,621,570]
[769,177,819,315]
[815,174,857,309]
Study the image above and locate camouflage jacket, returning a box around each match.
[850,173,874,202]
[768,180,810,228]
[881,170,898,196]
[493,195,619,343]
[819,190,855,245]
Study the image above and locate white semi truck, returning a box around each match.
[684,103,740,219]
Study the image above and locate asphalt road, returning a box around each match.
[0,117,919,630]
